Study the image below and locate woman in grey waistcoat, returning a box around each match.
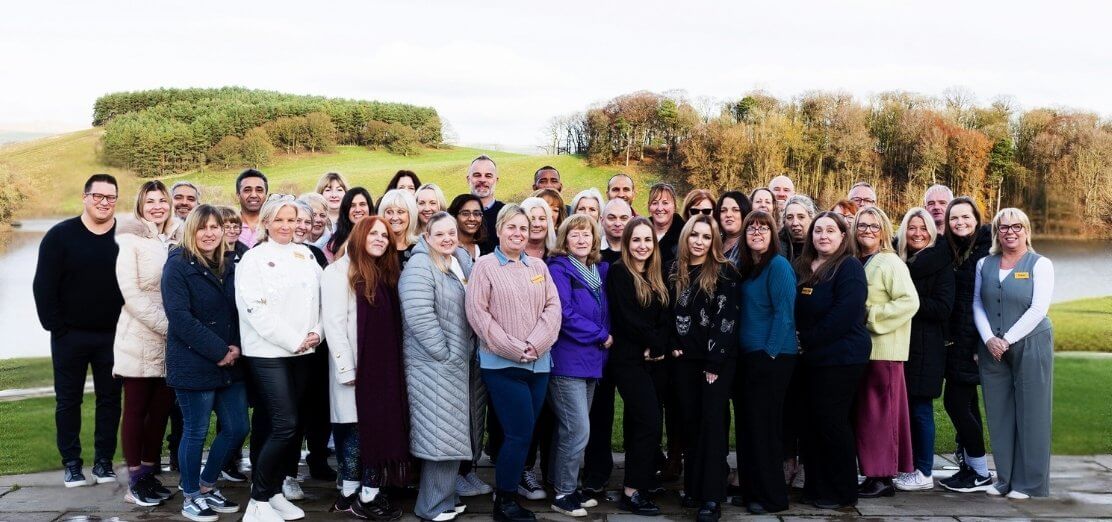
[973,207,1054,499]
[400,212,487,521]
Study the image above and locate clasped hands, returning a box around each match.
[986,336,1010,361]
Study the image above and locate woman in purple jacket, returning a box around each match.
[545,214,612,518]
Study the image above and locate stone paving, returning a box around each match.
[1,453,1110,521]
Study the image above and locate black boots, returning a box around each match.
[618,490,661,516]
[493,491,535,522]
[858,477,896,498]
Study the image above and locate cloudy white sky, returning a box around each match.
[2,0,1109,149]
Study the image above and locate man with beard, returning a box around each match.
[235,169,268,248]
[170,182,201,220]
[780,194,816,262]
[923,184,953,232]
[467,155,503,246]
[769,175,796,211]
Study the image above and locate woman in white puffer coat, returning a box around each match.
[112,180,183,506]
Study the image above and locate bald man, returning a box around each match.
[769,175,796,211]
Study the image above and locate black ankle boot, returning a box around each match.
[858,477,895,498]
[493,491,535,522]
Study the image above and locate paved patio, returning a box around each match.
[1,453,1110,521]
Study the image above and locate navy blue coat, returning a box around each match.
[795,256,872,366]
[162,248,242,390]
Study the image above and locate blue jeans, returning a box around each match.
[547,376,597,496]
[481,367,549,493]
[175,381,249,498]
[908,395,935,476]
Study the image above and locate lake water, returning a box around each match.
[2,219,1110,359]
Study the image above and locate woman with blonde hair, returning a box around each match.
[378,189,420,267]
[532,189,567,230]
[570,188,605,222]
[852,206,920,499]
[297,192,331,249]
[315,172,349,226]
[520,196,556,260]
[669,214,741,520]
[892,207,954,492]
[415,183,449,231]
[973,208,1054,499]
[114,180,183,507]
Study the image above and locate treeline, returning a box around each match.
[548,90,1112,237]
[96,87,442,177]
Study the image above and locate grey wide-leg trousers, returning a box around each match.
[415,459,462,519]
[978,328,1054,497]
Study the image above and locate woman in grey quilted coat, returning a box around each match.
[401,212,487,521]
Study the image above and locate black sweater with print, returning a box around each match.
[670,262,742,374]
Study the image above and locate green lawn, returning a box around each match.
[1047,296,1112,352]
[0,357,55,390]
[1,129,659,219]
[2,354,1107,475]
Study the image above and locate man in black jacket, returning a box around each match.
[32,174,125,488]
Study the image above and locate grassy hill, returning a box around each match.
[0,129,656,218]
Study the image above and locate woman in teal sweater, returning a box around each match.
[732,211,797,515]
[852,206,920,499]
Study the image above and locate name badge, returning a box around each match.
[293,252,307,260]
[801,287,813,295]
[1015,272,1030,279]
[531,274,545,284]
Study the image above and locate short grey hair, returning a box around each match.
[171,181,201,199]
[782,195,817,227]
[923,184,954,204]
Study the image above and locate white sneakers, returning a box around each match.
[244,499,284,522]
[986,484,1004,496]
[791,465,806,489]
[894,470,934,491]
[282,476,305,501]
[269,493,305,520]
[1006,490,1030,500]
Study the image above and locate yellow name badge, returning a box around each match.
[801,287,813,295]
[1015,272,1030,279]
[531,274,545,284]
[293,252,307,260]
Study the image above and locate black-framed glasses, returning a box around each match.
[223,225,242,232]
[746,225,771,235]
[688,208,713,216]
[856,223,882,233]
[997,223,1025,234]
[851,197,876,206]
[85,193,118,204]
[456,211,483,218]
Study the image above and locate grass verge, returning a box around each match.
[1048,296,1112,352]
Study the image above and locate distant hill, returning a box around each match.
[0,129,652,219]
[0,131,52,146]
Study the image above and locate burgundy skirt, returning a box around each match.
[854,360,914,477]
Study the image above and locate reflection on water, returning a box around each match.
[1,220,1109,359]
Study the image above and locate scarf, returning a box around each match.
[354,280,411,486]
[569,256,602,298]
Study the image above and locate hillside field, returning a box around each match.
[0,129,656,219]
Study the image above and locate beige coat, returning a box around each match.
[112,216,182,378]
[320,256,359,424]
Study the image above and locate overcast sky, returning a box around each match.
[2,0,1109,149]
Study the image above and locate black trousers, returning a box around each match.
[301,347,333,468]
[736,352,796,512]
[674,358,735,503]
[943,380,986,457]
[801,363,866,507]
[51,329,121,466]
[247,356,310,501]
[612,361,663,491]
[581,366,615,490]
[649,359,684,467]
[166,400,183,461]
[781,363,806,460]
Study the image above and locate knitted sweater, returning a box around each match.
[863,251,920,361]
[465,248,562,372]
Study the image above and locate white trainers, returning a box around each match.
[244,499,284,522]
[894,470,934,491]
[791,465,806,489]
[986,484,1005,496]
[282,476,305,501]
[269,493,306,520]
[1006,490,1030,500]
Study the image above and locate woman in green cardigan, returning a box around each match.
[852,206,920,498]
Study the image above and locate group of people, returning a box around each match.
[32,156,1055,522]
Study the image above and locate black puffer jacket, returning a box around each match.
[905,244,955,397]
[943,227,991,384]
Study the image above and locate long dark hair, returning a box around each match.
[328,187,374,257]
[715,190,751,236]
[945,196,984,265]
[346,216,400,303]
[447,193,487,246]
[386,170,421,192]
[737,211,780,279]
[793,211,853,287]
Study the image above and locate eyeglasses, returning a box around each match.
[746,225,771,235]
[856,223,882,233]
[457,211,483,218]
[997,223,1025,234]
[223,225,242,232]
[85,193,118,204]
[688,208,714,216]
[851,197,876,206]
